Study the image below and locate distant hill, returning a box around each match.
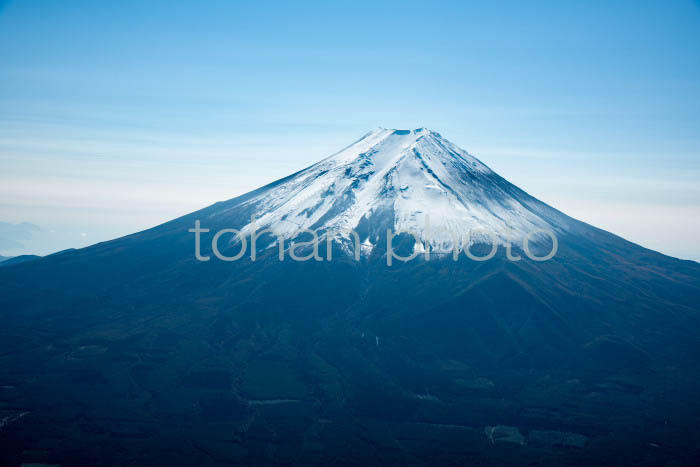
[0,254,40,267]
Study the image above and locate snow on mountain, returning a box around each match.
[211,128,572,253]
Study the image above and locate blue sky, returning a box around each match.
[0,0,699,259]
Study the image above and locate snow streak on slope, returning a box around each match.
[213,128,572,253]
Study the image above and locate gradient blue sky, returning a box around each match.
[1,0,699,259]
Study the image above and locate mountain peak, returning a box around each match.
[212,129,570,253]
[325,126,472,170]
[375,126,430,134]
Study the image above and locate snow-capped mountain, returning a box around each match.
[210,128,569,253]
[1,128,700,466]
